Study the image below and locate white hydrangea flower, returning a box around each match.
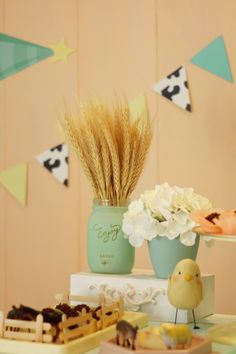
[141,183,176,221]
[172,187,194,212]
[122,208,158,247]
[122,183,212,248]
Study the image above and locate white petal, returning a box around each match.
[173,212,188,224]
[180,231,196,246]
[159,207,172,220]
[166,232,179,240]
[122,222,134,236]
[155,221,169,236]
[127,199,144,216]
[128,233,144,248]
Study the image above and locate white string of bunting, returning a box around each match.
[0,33,234,205]
[152,35,233,112]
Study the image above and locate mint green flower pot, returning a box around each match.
[87,202,135,274]
[148,235,200,279]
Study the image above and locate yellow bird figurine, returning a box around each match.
[167,259,203,329]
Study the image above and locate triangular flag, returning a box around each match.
[129,94,147,121]
[152,66,191,112]
[0,162,28,206]
[36,143,69,187]
[0,33,53,80]
[191,36,233,82]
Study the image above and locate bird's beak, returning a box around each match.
[184,274,193,282]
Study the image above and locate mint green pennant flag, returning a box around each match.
[0,33,53,80]
[191,36,233,82]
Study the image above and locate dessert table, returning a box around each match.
[83,314,236,354]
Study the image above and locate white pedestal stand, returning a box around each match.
[70,269,214,323]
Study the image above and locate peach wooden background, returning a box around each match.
[0,0,236,314]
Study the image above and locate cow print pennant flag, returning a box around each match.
[36,143,69,187]
[152,65,191,112]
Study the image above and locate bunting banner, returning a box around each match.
[0,34,75,80]
[129,94,147,121]
[0,33,53,80]
[152,65,191,112]
[0,162,28,206]
[191,35,233,82]
[36,143,69,187]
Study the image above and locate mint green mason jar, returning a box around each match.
[87,200,135,274]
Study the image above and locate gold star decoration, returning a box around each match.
[50,38,75,63]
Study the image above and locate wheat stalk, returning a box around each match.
[60,97,152,206]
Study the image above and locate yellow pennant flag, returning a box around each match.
[129,94,147,121]
[0,162,28,206]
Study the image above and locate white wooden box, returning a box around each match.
[70,270,215,323]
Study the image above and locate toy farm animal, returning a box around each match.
[116,320,138,350]
[159,323,192,349]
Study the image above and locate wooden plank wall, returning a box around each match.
[77,0,157,280]
[0,0,235,314]
[156,0,236,315]
[0,0,80,311]
[0,0,6,310]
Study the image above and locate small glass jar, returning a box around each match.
[87,199,135,274]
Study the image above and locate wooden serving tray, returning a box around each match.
[100,335,212,354]
[0,311,148,354]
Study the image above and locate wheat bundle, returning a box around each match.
[60,98,152,206]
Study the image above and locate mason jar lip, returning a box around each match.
[93,198,129,207]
